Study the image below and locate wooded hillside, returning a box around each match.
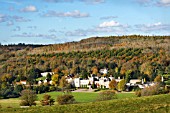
[0,35,170,83]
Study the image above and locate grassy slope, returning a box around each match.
[0,92,135,108]
[0,94,169,113]
[38,92,99,103]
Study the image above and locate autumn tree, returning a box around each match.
[52,74,59,85]
[109,79,117,89]
[59,76,70,93]
[117,79,126,91]
[91,66,98,75]
[154,75,162,83]
[40,94,55,106]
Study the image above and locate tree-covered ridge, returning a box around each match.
[0,35,170,79]
[0,47,169,81]
[29,35,170,54]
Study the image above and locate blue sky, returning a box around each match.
[0,0,170,44]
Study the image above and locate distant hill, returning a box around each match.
[0,35,170,80]
[28,35,170,54]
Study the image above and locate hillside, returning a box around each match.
[0,35,170,87]
[28,35,170,54]
[0,94,170,113]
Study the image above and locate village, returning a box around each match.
[16,68,168,92]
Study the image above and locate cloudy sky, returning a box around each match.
[0,0,170,44]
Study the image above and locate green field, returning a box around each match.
[0,94,169,113]
[37,92,99,103]
[0,91,135,108]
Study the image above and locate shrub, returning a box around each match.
[40,94,55,106]
[20,100,29,106]
[97,90,116,101]
[57,94,75,105]
[49,86,56,92]
[135,90,141,97]
[141,84,160,96]
[20,89,37,106]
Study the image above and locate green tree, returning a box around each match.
[14,84,23,94]
[59,76,70,93]
[46,73,52,81]
[52,74,59,85]
[117,79,126,91]
[20,89,37,106]
[125,70,132,83]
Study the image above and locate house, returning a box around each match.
[69,76,122,89]
[38,80,42,85]
[99,68,108,74]
[41,72,54,77]
[129,79,141,84]
[74,78,81,87]
[16,80,27,85]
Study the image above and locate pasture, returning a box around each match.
[0,94,169,113]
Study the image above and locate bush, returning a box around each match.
[139,84,160,96]
[40,94,55,106]
[20,100,29,106]
[49,86,56,92]
[97,90,116,101]
[57,94,75,105]
[20,89,37,106]
[135,90,141,97]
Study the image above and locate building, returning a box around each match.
[99,68,108,74]
[41,72,54,77]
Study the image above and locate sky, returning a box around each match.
[0,0,170,44]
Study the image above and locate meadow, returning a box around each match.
[0,94,169,113]
[0,91,135,108]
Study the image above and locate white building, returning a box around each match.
[99,68,108,74]
[74,78,81,87]
[41,72,54,77]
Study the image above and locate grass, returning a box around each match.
[37,91,136,102]
[0,94,169,113]
[0,99,20,108]
[37,91,99,103]
[116,92,136,99]
[0,91,135,109]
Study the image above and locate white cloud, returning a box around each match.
[65,29,87,36]
[80,0,105,4]
[64,21,130,37]
[135,0,170,7]
[43,10,89,18]
[43,0,105,4]
[100,16,118,20]
[0,14,6,23]
[43,0,73,3]
[12,26,21,31]
[99,21,120,27]
[135,0,155,6]
[7,21,14,26]
[12,33,57,40]
[12,16,31,22]
[158,0,170,6]
[135,22,170,32]
[21,5,38,12]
